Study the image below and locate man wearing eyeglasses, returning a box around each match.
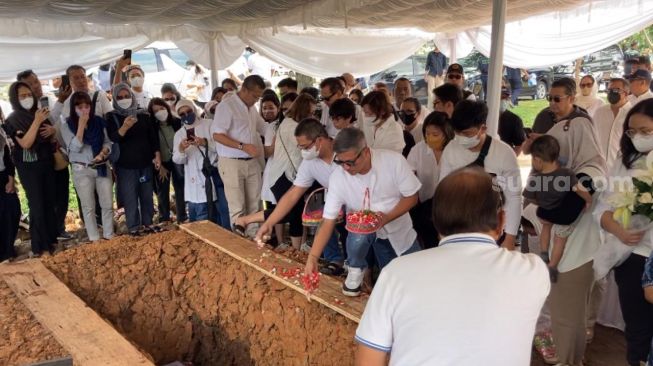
[319,77,365,138]
[626,69,653,105]
[445,64,476,101]
[594,78,632,167]
[305,128,422,296]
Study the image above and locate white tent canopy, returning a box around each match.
[1,0,652,81]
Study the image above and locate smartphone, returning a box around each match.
[186,128,195,139]
[123,49,132,63]
[60,74,70,90]
[40,96,49,109]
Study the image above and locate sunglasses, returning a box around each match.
[607,88,624,94]
[447,74,462,80]
[334,149,364,168]
[546,95,568,103]
[579,83,593,88]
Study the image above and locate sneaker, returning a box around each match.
[57,232,74,241]
[300,242,312,253]
[342,267,364,297]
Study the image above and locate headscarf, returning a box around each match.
[111,82,138,116]
[4,81,48,144]
[203,100,219,119]
[575,77,601,112]
[66,91,107,177]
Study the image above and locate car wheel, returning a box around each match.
[535,81,547,100]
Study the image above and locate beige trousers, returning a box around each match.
[549,260,595,365]
[426,74,445,107]
[218,158,262,232]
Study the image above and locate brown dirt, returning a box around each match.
[0,280,69,366]
[42,229,358,366]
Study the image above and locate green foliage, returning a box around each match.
[619,25,653,55]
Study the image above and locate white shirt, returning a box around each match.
[132,89,152,110]
[321,101,365,138]
[355,233,550,366]
[261,121,279,203]
[406,121,423,144]
[407,141,440,202]
[575,95,605,118]
[247,53,273,80]
[51,90,113,122]
[594,102,632,169]
[439,136,522,236]
[294,155,337,188]
[323,149,421,254]
[210,93,266,158]
[172,119,217,203]
[361,117,405,154]
[628,90,653,105]
[268,117,302,184]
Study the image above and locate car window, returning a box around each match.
[391,59,414,78]
[165,49,190,69]
[132,49,159,74]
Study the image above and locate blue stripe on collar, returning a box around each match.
[439,236,498,247]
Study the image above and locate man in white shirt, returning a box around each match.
[439,100,522,250]
[50,65,114,122]
[305,128,421,296]
[594,78,632,168]
[355,167,550,366]
[211,75,267,234]
[627,69,653,105]
[319,77,365,137]
[124,65,151,109]
[246,49,273,81]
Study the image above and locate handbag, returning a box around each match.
[53,144,69,171]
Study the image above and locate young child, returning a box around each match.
[523,135,592,281]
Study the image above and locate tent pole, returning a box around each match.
[486,0,507,137]
[208,36,219,90]
[448,38,457,63]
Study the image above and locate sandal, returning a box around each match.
[232,224,247,238]
[320,262,345,276]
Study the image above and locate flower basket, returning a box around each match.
[302,188,343,227]
[345,188,383,234]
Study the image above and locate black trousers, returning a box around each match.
[54,167,70,234]
[16,161,57,254]
[0,171,20,260]
[615,254,653,365]
[270,174,303,237]
[154,161,186,223]
[410,198,439,249]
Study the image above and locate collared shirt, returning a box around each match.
[323,149,421,255]
[407,141,440,202]
[294,155,337,188]
[210,93,266,158]
[361,117,405,154]
[60,118,112,165]
[594,102,632,169]
[355,232,549,366]
[425,51,447,77]
[172,119,218,203]
[628,90,653,105]
[321,101,364,138]
[50,90,114,123]
[439,137,522,236]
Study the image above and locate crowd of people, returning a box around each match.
[1,46,653,365]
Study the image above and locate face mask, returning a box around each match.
[181,112,196,125]
[166,99,176,108]
[500,100,510,113]
[75,106,91,117]
[631,134,653,153]
[425,135,444,151]
[130,76,144,88]
[117,98,132,109]
[400,112,416,125]
[301,144,320,160]
[19,97,34,110]
[364,115,381,126]
[454,133,481,149]
[607,90,622,105]
[154,109,169,122]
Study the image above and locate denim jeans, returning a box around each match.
[323,230,345,263]
[210,167,231,229]
[116,166,154,232]
[345,232,421,269]
[188,201,220,222]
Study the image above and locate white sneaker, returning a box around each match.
[300,242,312,253]
[342,267,364,297]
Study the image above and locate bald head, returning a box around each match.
[433,167,504,237]
[342,73,355,89]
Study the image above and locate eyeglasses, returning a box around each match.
[320,94,334,102]
[297,139,316,150]
[334,149,364,168]
[546,95,568,103]
[625,129,653,138]
[447,74,462,80]
[579,83,593,88]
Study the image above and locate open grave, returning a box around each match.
[0,222,366,366]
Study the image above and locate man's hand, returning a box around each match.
[39,124,56,139]
[242,143,260,157]
[5,176,16,194]
[57,85,72,103]
[255,222,273,248]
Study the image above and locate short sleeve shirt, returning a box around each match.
[523,168,577,210]
[293,157,337,188]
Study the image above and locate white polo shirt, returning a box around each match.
[628,90,653,105]
[439,136,522,236]
[593,102,631,169]
[361,117,405,154]
[293,155,337,188]
[323,149,421,255]
[407,141,439,202]
[355,233,550,366]
[210,93,266,158]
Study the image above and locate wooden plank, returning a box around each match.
[180,221,367,323]
[0,260,154,366]
[27,356,73,366]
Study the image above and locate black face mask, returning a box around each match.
[607,90,622,105]
[399,111,416,125]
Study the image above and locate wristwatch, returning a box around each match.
[238,142,244,150]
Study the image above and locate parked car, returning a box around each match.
[582,44,624,90]
[368,55,429,106]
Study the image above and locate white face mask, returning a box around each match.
[500,100,510,113]
[154,109,169,122]
[166,99,176,108]
[454,133,481,150]
[301,144,320,160]
[130,76,144,88]
[19,97,34,110]
[117,98,133,109]
[631,134,653,153]
[363,115,381,126]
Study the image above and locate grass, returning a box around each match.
[510,99,548,128]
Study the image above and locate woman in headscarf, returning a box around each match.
[575,75,604,118]
[149,97,186,224]
[1,81,57,256]
[106,83,161,236]
[0,106,21,262]
[61,92,114,241]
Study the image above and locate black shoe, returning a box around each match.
[57,232,74,241]
[320,262,345,276]
[129,230,141,237]
[341,282,361,297]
